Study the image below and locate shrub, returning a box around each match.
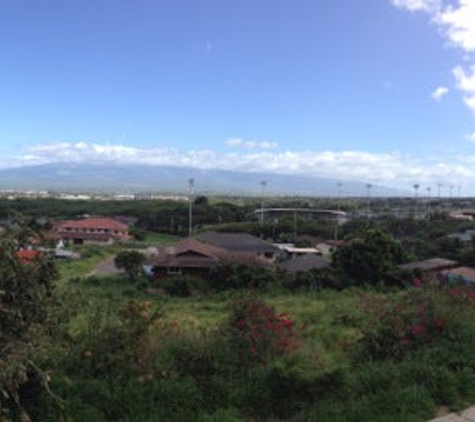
[161,276,204,297]
[222,295,301,369]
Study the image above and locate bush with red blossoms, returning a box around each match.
[357,287,450,360]
[226,295,301,368]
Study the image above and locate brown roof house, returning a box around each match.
[195,232,281,262]
[441,266,475,286]
[279,254,330,274]
[398,258,457,284]
[144,238,229,279]
[145,236,275,279]
[54,217,130,245]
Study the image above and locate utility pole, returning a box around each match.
[260,180,267,225]
[413,184,420,218]
[366,183,372,218]
[337,181,343,212]
[437,182,443,213]
[426,186,431,222]
[188,178,194,237]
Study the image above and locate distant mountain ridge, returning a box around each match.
[0,162,404,196]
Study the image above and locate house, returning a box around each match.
[442,266,475,285]
[145,238,228,279]
[316,240,345,257]
[398,258,457,282]
[274,243,321,259]
[15,249,41,264]
[447,230,475,243]
[145,237,274,279]
[195,232,281,262]
[54,217,130,245]
[279,254,330,274]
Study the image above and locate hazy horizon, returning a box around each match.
[1,1,474,192]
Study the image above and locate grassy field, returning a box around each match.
[47,243,475,421]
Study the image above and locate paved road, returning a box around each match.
[429,406,475,421]
[89,256,122,276]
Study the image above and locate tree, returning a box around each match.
[332,228,408,287]
[0,239,58,418]
[114,251,146,282]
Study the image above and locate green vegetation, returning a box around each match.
[5,199,475,420]
[114,250,146,282]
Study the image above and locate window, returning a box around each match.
[167,267,182,275]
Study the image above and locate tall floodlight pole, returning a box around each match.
[337,181,343,212]
[260,180,267,225]
[335,181,343,241]
[413,184,420,218]
[449,184,453,199]
[366,183,372,217]
[188,178,195,237]
[426,186,431,222]
[458,186,461,199]
[437,182,443,213]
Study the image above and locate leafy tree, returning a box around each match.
[332,228,408,287]
[0,240,58,418]
[194,195,209,206]
[114,251,146,281]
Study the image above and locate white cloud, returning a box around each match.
[436,0,475,52]
[7,141,475,190]
[391,0,475,113]
[391,0,441,12]
[453,65,475,112]
[225,138,278,150]
[464,95,475,113]
[453,65,475,92]
[467,132,475,142]
[431,86,449,100]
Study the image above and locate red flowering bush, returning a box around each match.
[357,287,450,360]
[226,295,301,368]
[445,285,475,307]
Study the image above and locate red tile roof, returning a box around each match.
[56,217,128,231]
[16,250,41,264]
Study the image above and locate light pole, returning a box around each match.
[188,178,194,237]
[337,181,343,212]
[426,186,431,221]
[260,180,267,225]
[413,184,420,218]
[437,182,443,213]
[366,183,372,217]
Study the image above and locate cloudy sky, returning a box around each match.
[1,0,475,192]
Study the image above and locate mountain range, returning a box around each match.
[0,163,404,197]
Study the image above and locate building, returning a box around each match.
[441,266,475,285]
[279,254,330,274]
[398,258,457,283]
[145,238,227,279]
[145,236,275,279]
[195,232,280,262]
[54,217,130,245]
[316,240,345,257]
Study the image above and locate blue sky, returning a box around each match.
[1,0,475,192]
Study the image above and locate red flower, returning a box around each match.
[413,278,423,287]
[411,324,426,336]
[236,319,246,330]
[434,319,444,330]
